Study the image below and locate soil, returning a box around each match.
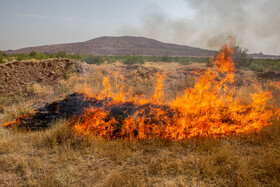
[257,70,280,81]
[0,58,89,96]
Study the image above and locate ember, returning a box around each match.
[3,43,279,140]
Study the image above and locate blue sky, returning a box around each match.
[0,0,279,54]
[0,0,190,49]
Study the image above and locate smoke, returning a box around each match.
[119,0,280,55]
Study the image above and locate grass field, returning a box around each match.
[0,60,280,186]
[1,120,280,186]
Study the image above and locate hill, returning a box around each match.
[4,36,215,57]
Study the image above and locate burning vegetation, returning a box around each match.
[3,43,279,140]
[1,43,280,186]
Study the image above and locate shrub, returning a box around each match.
[70,54,82,60]
[35,53,47,60]
[0,56,4,64]
[29,51,48,60]
[0,51,4,64]
[233,45,253,68]
[29,51,37,57]
[161,55,172,62]
[83,55,104,65]
[16,53,29,61]
[56,51,67,58]
[123,56,144,64]
[249,62,265,72]
[249,59,280,72]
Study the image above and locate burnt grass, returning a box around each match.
[7,92,97,130]
[6,92,175,134]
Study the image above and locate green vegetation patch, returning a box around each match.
[1,49,279,72]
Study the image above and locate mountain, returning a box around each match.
[248,53,280,59]
[4,36,279,58]
[4,36,215,57]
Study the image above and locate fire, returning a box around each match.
[73,43,277,140]
[3,114,32,128]
[3,43,278,140]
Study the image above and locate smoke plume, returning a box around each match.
[119,0,280,55]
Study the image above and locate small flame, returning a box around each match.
[3,114,32,128]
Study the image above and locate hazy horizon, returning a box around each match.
[0,0,279,55]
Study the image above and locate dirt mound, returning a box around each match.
[0,59,89,96]
[257,70,280,81]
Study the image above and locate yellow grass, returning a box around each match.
[0,121,279,186]
[0,62,280,186]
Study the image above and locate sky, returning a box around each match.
[0,0,279,55]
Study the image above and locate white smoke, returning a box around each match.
[119,0,280,55]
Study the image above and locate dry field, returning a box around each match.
[0,60,280,186]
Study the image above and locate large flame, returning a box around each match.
[3,43,278,140]
[73,44,277,140]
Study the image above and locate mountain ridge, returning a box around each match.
[4,36,280,58]
[3,36,215,57]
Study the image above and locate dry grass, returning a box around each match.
[0,62,280,186]
[0,121,279,186]
[26,82,54,98]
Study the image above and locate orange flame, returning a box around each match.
[3,43,278,140]
[3,114,32,128]
[73,43,277,140]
